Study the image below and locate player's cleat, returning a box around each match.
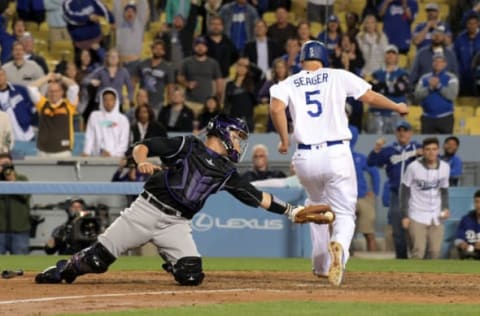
[35,262,65,284]
[58,259,78,284]
[328,241,344,286]
[312,269,328,279]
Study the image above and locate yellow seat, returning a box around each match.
[50,40,74,61]
[475,106,480,117]
[465,117,480,135]
[347,0,366,16]
[254,103,269,133]
[454,105,475,117]
[456,96,478,107]
[263,12,276,26]
[406,105,423,132]
[310,22,323,38]
[398,54,408,68]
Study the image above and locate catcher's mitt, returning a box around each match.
[290,205,335,224]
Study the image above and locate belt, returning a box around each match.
[141,191,182,217]
[298,140,344,150]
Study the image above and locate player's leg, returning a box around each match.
[390,191,408,258]
[36,197,161,284]
[310,223,330,277]
[152,217,204,286]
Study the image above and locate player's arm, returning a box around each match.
[132,136,184,174]
[359,89,408,115]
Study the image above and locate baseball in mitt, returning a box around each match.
[289,205,335,224]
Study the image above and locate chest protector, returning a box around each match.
[165,137,235,212]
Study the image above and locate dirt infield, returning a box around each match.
[1,271,479,315]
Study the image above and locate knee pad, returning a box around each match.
[60,242,116,283]
[172,257,204,286]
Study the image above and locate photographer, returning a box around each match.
[45,197,102,255]
[112,156,150,205]
[0,153,31,254]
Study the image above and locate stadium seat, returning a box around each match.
[465,117,480,135]
[347,0,366,16]
[454,106,475,134]
[475,106,480,117]
[254,104,269,133]
[310,22,323,38]
[406,105,422,132]
[456,96,478,107]
[263,12,276,26]
[50,41,74,62]
[398,54,408,68]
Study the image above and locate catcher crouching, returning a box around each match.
[35,115,334,286]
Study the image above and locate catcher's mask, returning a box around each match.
[206,114,249,163]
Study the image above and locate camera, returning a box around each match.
[0,164,15,180]
[70,211,102,242]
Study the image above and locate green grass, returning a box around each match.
[2,256,479,274]
[59,301,480,316]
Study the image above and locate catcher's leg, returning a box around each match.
[60,242,116,283]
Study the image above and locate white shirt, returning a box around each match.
[270,68,371,144]
[403,159,450,226]
[256,39,269,76]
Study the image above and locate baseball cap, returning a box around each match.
[396,121,412,131]
[328,15,339,23]
[432,52,446,60]
[384,44,399,54]
[124,1,136,11]
[425,3,439,11]
[193,36,208,46]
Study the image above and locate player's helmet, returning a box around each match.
[206,114,249,163]
[300,40,328,65]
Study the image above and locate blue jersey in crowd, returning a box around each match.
[441,154,463,178]
[370,67,409,115]
[379,0,418,52]
[417,70,457,117]
[413,21,452,49]
[455,211,480,245]
[367,141,420,193]
[454,28,480,91]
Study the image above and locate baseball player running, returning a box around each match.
[270,40,409,286]
[35,115,331,286]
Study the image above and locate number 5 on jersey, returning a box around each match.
[305,90,322,117]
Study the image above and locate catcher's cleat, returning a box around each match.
[328,241,344,287]
[35,263,63,284]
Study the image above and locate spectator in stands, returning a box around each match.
[258,58,290,132]
[243,19,282,79]
[351,126,380,252]
[75,44,105,123]
[345,11,360,38]
[16,0,46,25]
[356,14,388,76]
[199,0,222,35]
[412,2,452,50]
[317,15,342,56]
[83,48,134,112]
[205,15,239,79]
[296,20,316,46]
[11,18,27,40]
[19,32,49,74]
[177,36,223,117]
[2,41,44,87]
[154,13,196,71]
[410,26,459,86]
[224,57,257,132]
[0,111,14,153]
[0,153,31,255]
[368,121,422,259]
[307,0,334,25]
[414,52,459,134]
[378,0,418,54]
[332,34,365,131]
[455,190,480,260]
[400,137,450,259]
[281,37,302,74]
[112,157,150,205]
[0,16,15,64]
[165,0,190,25]
[114,0,149,75]
[62,0,115,54]
[0,68,36,142]
[44,197,99,255]
[218,0,259,51]
[441,136,463,187]
[198,96,222,131]
[126,88,150,123]
[82,88,129,157]
[44,0,71,50]
[454,12,480,96]
[28,72,79,157]
[130,104,167,145]
[135,40,175,116]
[158,88,195,133]
[241,144,286,182]
[367,45,409,134]
[266,7,297,55]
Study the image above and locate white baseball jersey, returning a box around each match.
[270,68,371,144]
[402,159,450,226]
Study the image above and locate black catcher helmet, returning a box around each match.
[206,114,249,162]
